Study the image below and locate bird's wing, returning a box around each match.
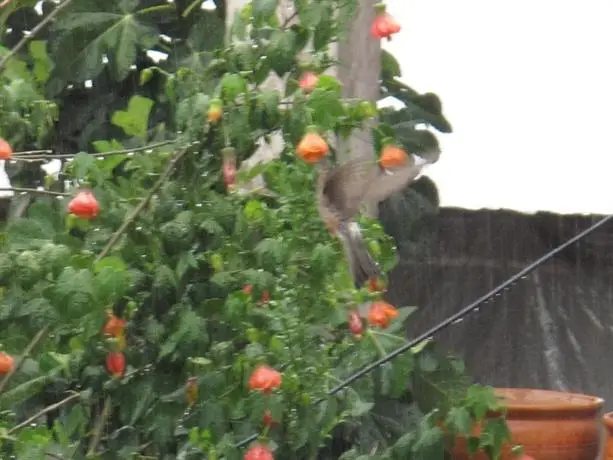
[320,155,379,221]
[363,156,423,204]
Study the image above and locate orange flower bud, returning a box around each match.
[296,129,329,164]
[371,4,401,41]
[298,71,319,94]
[68,190,100,220]
[106,351,126,377]
[378,145,408,169]
[0,351,14,375]
[0,138,13,160]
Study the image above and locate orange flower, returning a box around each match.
[0,138,13,160]
[298,71,319,94]
[103,312,127,337]
[296,130,329,164]
[371,3,401,41]
[367,301,399,329]
[68,190,100,220]
[0,351,14,375]
[348,310,363,337]
[378,145,408,168]
[248,365,282,394]
[244,444,274,460]
[103,312,127,351]
[242,284,253,294]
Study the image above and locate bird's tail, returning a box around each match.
[338,221,382,288]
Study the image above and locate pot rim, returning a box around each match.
[603,411,613,426]
[495,388,604,413]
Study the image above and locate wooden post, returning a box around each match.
[337,0,381,216]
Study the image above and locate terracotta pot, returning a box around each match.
[602,412,613,459]
[452,388,604,460]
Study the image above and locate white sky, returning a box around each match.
[384,0,613,215]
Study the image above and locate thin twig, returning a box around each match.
[0,0,75,73]
[8,392,80,435]
[0,326,49,394]
[94,146,190,263]
[86,395,111,458]
[11,140,175,161]
[281,10,299,28]
[10,149,53,156]
[0,187,70,197]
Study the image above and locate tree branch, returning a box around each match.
[94,145,190,263]
[12,140,175,161]
[0,326,48,394]
[8,392,81,435]
[0,0,75,73]
[86,395,111,458]
[0,187,70,197]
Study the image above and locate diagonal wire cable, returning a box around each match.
[235,212,613,449]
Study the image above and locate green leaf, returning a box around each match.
[50,0,159,81]
[299,2,327,28]
[69,152,97,180]
[315,75,342,94]
[313,8,334,51]
[411,348,471,415]
[445,407,472,437]
[306,88,345,130]
[386,306,417,333]
[412,426,445,458]
[94,256,127,273]
[229,10,248,40]
[55,267,95,316]
[388,354,414,398]
[5,218,53,250]
[254,238,284,268]
[349,399,374,417]
[111,95,154,140]
[479,417,511,459]
[267,29,297,76]
[221,73,248,102]
[381,49,401,79]
[159,308,207,359]
[252,0,278,26]
[309,243,337,274]
[0,375,51,409]
[94,266,131,304]
[29,40,53,84]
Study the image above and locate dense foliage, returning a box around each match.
[0,1,512,459]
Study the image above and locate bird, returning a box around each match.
[315,151,428,288]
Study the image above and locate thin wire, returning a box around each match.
[234,211,613,449]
